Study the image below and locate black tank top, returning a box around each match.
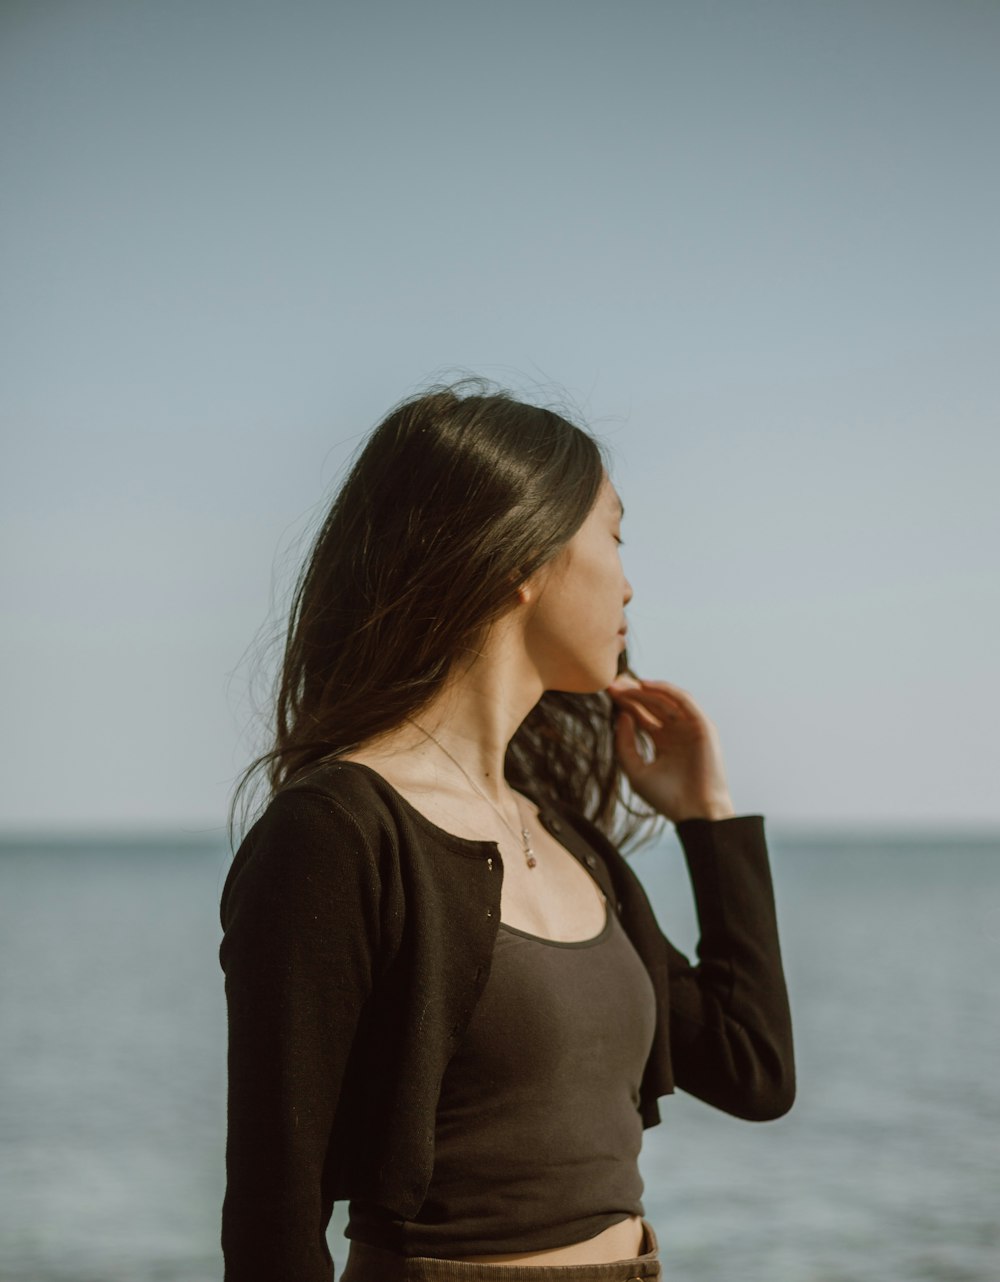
[347,886,657,1256]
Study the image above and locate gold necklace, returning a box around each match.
[404,717,538,868]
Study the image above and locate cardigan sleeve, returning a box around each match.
[219,787,383,1282]
[665,814,795,1121]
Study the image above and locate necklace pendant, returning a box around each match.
[526,853,538,868]
[521,827,537,869]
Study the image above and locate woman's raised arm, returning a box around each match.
[663,813,795,1121]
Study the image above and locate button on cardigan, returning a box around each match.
[219,760,795,1282]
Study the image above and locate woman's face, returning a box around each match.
[523,473,633,693]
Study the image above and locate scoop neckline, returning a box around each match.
[327,759,610,947]
[329,757,552,855]
[499,897,612,948]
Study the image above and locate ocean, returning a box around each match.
[0,824,997,1282]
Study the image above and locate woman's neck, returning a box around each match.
[359,643,544,808]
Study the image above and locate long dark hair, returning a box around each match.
[228,376,665,855]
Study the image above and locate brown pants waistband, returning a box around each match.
[340,1218,661,1282]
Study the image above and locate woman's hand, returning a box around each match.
[606,673,736,823]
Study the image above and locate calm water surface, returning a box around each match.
[0,826,997,1281]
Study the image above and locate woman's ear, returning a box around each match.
[508,564,530,603]
[511,552,551,605]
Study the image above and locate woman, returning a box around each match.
[219,377,795,1282]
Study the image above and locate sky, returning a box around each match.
[1,0,997,834]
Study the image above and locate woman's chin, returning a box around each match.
[542,648,626,694]
[544,671,618,696]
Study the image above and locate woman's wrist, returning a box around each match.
[671,796,736,822]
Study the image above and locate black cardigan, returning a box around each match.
[219,760,795,1281]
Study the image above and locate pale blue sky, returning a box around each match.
[2,0,997,833]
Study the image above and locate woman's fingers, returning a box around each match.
[609,678,700,725]
[614,696,664,732]
[634,678,698,705]
[610,684,679,722]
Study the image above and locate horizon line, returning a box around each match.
[0,817,998,846]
